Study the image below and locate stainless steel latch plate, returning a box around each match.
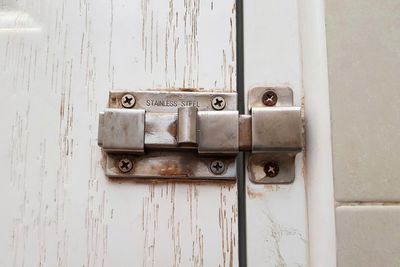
[247,87,303,184]
[97,88,303,183]
[98,90,238,181]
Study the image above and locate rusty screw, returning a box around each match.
[211,96,226,110]
[262,91,278,106]
[210,160,225,175]
[121,94,136,108]
[118,158,133,173]
[264,161,279,178]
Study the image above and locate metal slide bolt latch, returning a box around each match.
[97,88,303,183]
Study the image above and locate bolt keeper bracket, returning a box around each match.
[98,88,303,183]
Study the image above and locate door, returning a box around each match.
[243,1,309,266]
[0,1,238,266]
[0,0,316,266]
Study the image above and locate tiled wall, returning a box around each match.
[325,0,400,266]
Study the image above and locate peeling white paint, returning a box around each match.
[0,0,238,266]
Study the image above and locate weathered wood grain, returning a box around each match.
[0,0,237,266]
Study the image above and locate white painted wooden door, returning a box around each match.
[0,0,238,266]
[0,0,329,266]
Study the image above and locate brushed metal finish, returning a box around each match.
[99,108,145,153]
[251,107,302,153]
[247,87,293,110]
[178,107,197,145]
[100,91,238,180]
[144,113,178,148]
[238,115,252,151]
[109,91,237,112]
[247,87,303,184]
[248,153,296,184]
[197,111,239,154]
[106,152,236,180]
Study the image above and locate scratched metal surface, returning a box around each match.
[244,1,309,266]
[0,0,237,266]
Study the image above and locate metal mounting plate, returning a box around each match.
[106,152,236,181]
[248,153,296,184]
[247,87,302,184]
[103,90,237,181]
[108,90,237,111]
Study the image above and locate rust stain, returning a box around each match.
[265,184,279,190]
[99,150,107,170]
[167,120,177,137]
[176,87,203,92]
[158,161,191,177]
[247,184,281,199]
[145,122,155,134]
[246,186,265,199]
[110,95,117,106]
